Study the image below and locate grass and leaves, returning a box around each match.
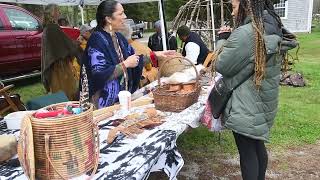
[177,28,320,154]
[11,77,45,104]
[271,28,320,148]
[9,27,320,156]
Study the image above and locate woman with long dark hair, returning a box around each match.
[213,0,297,179]
[81,0,174,109]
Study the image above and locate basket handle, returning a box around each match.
[157,56,200,86]
[45,134,67,180]
[44,130,100,180]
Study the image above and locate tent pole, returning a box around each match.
[159,0,168,51]
[210,0,216,50]
[79,5,84,25]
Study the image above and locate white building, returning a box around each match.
[275,0,314,33]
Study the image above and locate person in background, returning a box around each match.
[58,17,69,26]
[41,4,81,100]
[78,24,93,50]
[177,25,209,65]
[119,23,158,87]
[148,20,177,51]
[213,0,298,179]
[81,0,175,109]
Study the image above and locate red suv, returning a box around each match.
[0,4,80,77]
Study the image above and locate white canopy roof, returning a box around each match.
[0,0,170,50]
[0,0,159,6]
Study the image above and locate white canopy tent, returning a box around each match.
[0,0,159,6]
[0,0,217,50]
[0,0,171,50]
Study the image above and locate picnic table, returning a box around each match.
[0,78,209,180]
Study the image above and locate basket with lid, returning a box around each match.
[18,101,99,180]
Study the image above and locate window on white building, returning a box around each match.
[274,0,288,19]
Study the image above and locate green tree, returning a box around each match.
[123,0,188,22]
[123,2,158,22]
[165,0,188,21]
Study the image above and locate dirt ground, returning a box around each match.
[149,141,320,180]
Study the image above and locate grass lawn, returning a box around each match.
[9,27,320,155]
[10,78,45,104]
[177,28,320,154]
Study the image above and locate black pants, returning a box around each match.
[233,132,268,180]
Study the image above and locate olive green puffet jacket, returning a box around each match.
[215,14,298,142]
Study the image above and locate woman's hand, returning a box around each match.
[154,50,176,58]
[123,54,140,68]
[218,26,232,34]
[218,26,232,40]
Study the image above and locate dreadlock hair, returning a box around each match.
[234,0,247,28]
[265,0,292,73]
[235,0,267,88]
[265,0,283,29]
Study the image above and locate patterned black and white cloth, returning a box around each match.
[0,77,210,180]
[0,121,184,180]
[0,101,206,180]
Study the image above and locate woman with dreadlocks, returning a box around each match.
[213,0,297,179]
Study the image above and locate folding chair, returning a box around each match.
[0,82,19,116]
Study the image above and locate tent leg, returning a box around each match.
[79,5,84,25]
[158,0,167,51]
[210,0,216,50]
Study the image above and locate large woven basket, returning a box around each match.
[18,102,99,180]
[153,57,201,112]
[157,53,188,77]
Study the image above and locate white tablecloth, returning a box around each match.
[0,77,209,180]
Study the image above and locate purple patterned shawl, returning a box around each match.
[81,28,143,108]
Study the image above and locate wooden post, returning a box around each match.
[207,1,212,50]
[220,0,224,26]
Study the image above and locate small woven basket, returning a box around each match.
[153,57,201,112]
[18,101,99,180]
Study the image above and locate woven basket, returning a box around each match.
[17,116,35,179]
[153,57,201,112]
[157,53,189,77]
[18,102,99,180]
